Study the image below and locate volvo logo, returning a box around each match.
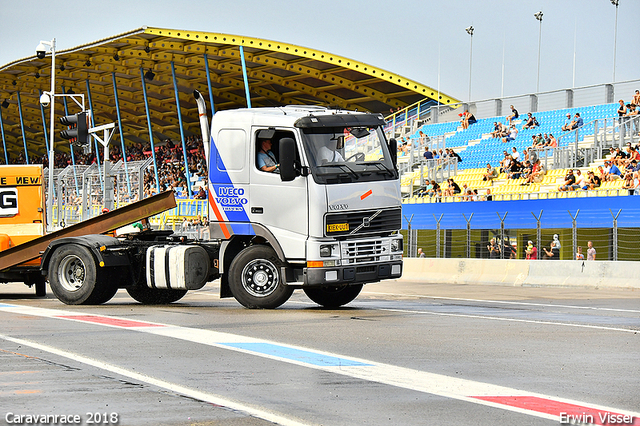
[350,210,382,234]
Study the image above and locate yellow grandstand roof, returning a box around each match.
[0,26,458,157]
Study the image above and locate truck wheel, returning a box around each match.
[304,284,363,308]
[126,286,187,304]
[228,245,293,309]
[49,245,110,305]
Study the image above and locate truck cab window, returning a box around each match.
[255,130,297,174]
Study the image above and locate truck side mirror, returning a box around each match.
[389,138,398,167]
[279,138,298,182]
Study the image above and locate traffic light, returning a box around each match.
[59,112,89,145]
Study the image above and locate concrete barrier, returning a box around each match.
[402,258,640,290]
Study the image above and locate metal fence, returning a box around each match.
[402,208,639,262]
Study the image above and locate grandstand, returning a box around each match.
[395,100,640,202]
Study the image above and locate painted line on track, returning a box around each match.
[0,333,308,426]
[0,303,638,425]
[363,291,640,314]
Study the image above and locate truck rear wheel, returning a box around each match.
[49,245,114,305]
[304,284,363,308]
[228,245,293,309]
[126,286,187,304]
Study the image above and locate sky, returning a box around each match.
[1,0,638,103]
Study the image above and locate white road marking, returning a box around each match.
[1,302,638,424]
[363,291,640,314]
[0,333,312,426]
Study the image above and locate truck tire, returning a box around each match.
[126,286,187,304]
[228,245,293,309]
[304,284,363,308]
[48,245,113,305]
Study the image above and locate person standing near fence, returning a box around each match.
[487,238,500,259]
[586,241,596,260]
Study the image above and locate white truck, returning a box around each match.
[38,94,404,309]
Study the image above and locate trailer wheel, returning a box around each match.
[228,245,292,309]
[49,245,110,305]
[303,284,363,308]
[126,286,187,304]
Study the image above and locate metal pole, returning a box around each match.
[61,87,80,197]
[532,210,543,257]
[239,46,251,108]
[203,54,216,117]
[170,61,193,198]
[466,27,474,101]
[111,73,132,198]
[433,214,443,259]
[85,80,102,188]
[497,212,508,259]
[568,210,579,259]
[140,67,161,194]
[38,89,49,162]
[535,12,543,93]
[610,209,621,261]
[16,92,29,164]
[463,213,474,258]
[0,107,7,164]
[612,1,619,83]
[403,214,414,257]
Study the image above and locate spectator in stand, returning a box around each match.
[522,112,539,130]
[558,169,576,191]
[443,178,461,197]
[418,130,429,146]
[427,180,440,197]
[423,146,433,160]
[500,152,512,173]
[547,134,558,148]
[506,105,519,125]
[501,125,518,143]
[622,172,635,195]
[608,161,623,180]
[460,110,477,130]
[483,163,498,183]
[582,170,601,190]
[520,160,532,182]
[633,90,640,106]
[571,170,585,190]
[507,158,523,180]
[617,99,628,125]
[490,122,502,138]
[485,188,493,201]
[524,159,545,185]
[570,113,584,130]
[511,146,520,161]
[561,113,573,131]
[448,148,462,164]
[625,104,638,135]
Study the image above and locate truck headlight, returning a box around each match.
[391,238,403,252]
[320,244,333,257]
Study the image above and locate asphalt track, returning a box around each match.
[0,280,638,426]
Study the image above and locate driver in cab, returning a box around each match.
[316,136,345,165]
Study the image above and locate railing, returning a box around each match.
[386,78,640,144]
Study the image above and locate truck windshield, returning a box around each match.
[301,126,397,184]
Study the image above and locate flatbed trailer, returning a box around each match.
[0,189,177,295]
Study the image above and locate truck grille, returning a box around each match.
[325,207,401,237]
[341,238,389,265]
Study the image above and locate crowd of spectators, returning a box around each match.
[9,135,208,200]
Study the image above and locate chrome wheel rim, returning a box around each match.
[241,259,279,297]
[58,255,86,292]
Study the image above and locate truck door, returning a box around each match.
[249,128,308,260]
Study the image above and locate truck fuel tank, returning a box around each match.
[146,245,210,290]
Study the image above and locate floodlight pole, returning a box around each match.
[612,0,619,83]
[465,26,474,101]
[38,38,56,231]
[534,11,543,94]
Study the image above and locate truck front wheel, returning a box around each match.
[48,245,116,305]
[228,245,293,309]
[304,284,363,308]
[126,286,187,304]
